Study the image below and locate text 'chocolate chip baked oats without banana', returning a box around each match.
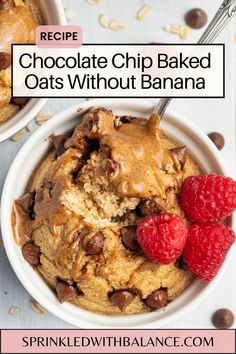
[12,106,204,316]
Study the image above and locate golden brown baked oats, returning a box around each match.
[12,107,201,315]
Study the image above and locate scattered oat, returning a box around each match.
[26,122,33,132]
[9,306,19,316]
[179,25,189,40]
[137,5,151,21]
[77,107,83,112]
[10,130,25,142]
[0,239,3,247]
[109,20,125,32]
[99,14,109,29]
[163,23,189,40]
[64,7,74,22]
[35,112,54,126]
[163,23,180,34]
[86,0,100,6]
[30,299,46,315]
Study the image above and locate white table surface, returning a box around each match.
[0,0,236,329]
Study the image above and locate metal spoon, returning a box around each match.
[152,0,236,120]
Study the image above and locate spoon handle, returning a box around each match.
[153,0,236,119]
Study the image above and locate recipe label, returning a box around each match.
[35,26,83,48]
[12,44,225,98]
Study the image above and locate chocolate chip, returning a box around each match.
[50,134,69,156]
[11,97,28,106]
[170,146,187,167]
[56,280,78,303]
[145,289,168,309]
[0,52,11,70]
[110,289,135,311]
[121,226,139,251]
[106,159,119,177]
[138,198,162,216]
[83,231,104,255]
[175,255,189,271]
[207,132,225,151]
[100,143,112,158]
[119,116,132,124]
[212,309,234,329]
[35,188,44,203]
[22,242,40,266]
[185,8,207,29]
[0,0,15,10]
[15,192,35,215]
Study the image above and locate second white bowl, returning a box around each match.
[0,0,66,142]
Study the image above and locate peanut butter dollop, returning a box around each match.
[79,108,173,198]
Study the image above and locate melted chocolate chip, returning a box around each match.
[0,52,11,70]
[145,289,168,309]
[22,242,40,266]
[185,8,207,29]
[175,255,189,271]
[170,146,187,167]
[83,231,104,255]
[110,289,135,311]
[0,0,15,10]
[106,159,119,177]
[15,192,35,215]
[34,188,44,203]
[119,116,133,124]
[121,226,139,251]
[11,98,28,106]
[100,143,112,158]
[50,134,69,156]
[56,279,78,303]
[212,309,234,329]
[138,198,162,216]
[208,132,225,151]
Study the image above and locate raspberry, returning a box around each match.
[184,223,235,281]
[136,212,188,264]
[181,174,236,223]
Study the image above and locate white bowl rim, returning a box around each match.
[1,98,235,329]
[0,0,66,142]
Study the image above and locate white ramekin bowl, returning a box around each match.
[0,0,66,142]
[1,99,235,328]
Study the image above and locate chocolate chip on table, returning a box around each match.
[212,309,234,329]
[11,97,28,106]
[22,242,40,266]
[0,52,11,70]
[170,146,187,167]
[110,289,135,311]
[121,226,139,251]
[83,231,104,255]
[0,0,15,10]
[145,289,168,309]
[138,198,162,216]
[15,192,35,214]
[185,8,208,29]
[56,280,78,303]
[207,132,225,151]
[50,134,69,156]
